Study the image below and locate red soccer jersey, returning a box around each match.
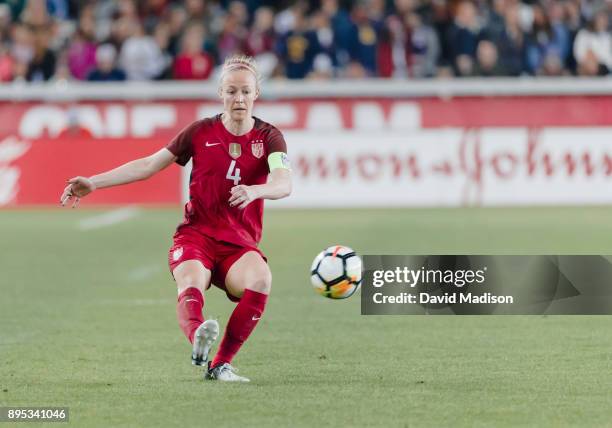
[166,114,287,247]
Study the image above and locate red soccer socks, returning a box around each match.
[211,289,268,368]
[176,287,204,344]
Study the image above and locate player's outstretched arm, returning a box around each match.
[60,148,177,207]
[229,168,292,210]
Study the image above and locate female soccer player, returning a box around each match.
[60,55,292,382]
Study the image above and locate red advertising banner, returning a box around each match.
[4,137,179,206]
[2,96,612,139]
[2,96,612,207]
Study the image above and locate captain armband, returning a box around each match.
[267,152,291,171]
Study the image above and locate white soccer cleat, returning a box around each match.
[204,363,250,382]
[191,319,219,366]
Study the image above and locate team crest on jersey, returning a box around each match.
[251,142,264,159]
[229,143,241,159]
[172,247,183,261]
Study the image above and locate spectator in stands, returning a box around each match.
[573,10,611,75]
[108,15,134,51]
[563,0,582,73]
[153,21,173,79]
[310,10,338,75]
[524,3,569,75]
[482,0,506,42]
[26,26,56,81]
[172,22,214,80]
[548,0,571,66]
[378,11,440,78]
[429,0,453,72]
[87,43,126,81]
[276,8,319,79]
[405,12,440,78]
[0,0,609,82]
[0,4,12,44]
[165,3,188,57]
[274,1,307,36]
[321,0,353,67]
[67,6,97,80]
[376,13,401,78]
[564,0,582,34]
[474,39,505,76]
[490,2,525,76]
[447,1,482,76]
[0,42,14,81]
[10,24,33,79]
[216,8,247,64]
[347,1,381,76]
[245,7,276,57]
[244,6,278,79]
[118,22,166,80]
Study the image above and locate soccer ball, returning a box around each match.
[310,245,362,299]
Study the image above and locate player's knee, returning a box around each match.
[173,261,210,294]
[175,274,206,294]
[246,271,272,295]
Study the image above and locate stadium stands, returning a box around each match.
[0,0,610,83]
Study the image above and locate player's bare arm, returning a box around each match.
[229,167,292,210]
[60,148,177,207]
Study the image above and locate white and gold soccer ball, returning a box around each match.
[310,245,362,299]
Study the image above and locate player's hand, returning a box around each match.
[229,185,259,209]
[60,176,96,208]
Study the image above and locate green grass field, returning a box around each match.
[1,207,612,427]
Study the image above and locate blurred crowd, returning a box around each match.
[0,0,610,83]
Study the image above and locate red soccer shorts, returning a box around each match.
[168,226,267,302]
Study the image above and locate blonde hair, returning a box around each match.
[219,54,261,91]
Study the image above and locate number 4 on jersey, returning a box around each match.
[226,160,241,185]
